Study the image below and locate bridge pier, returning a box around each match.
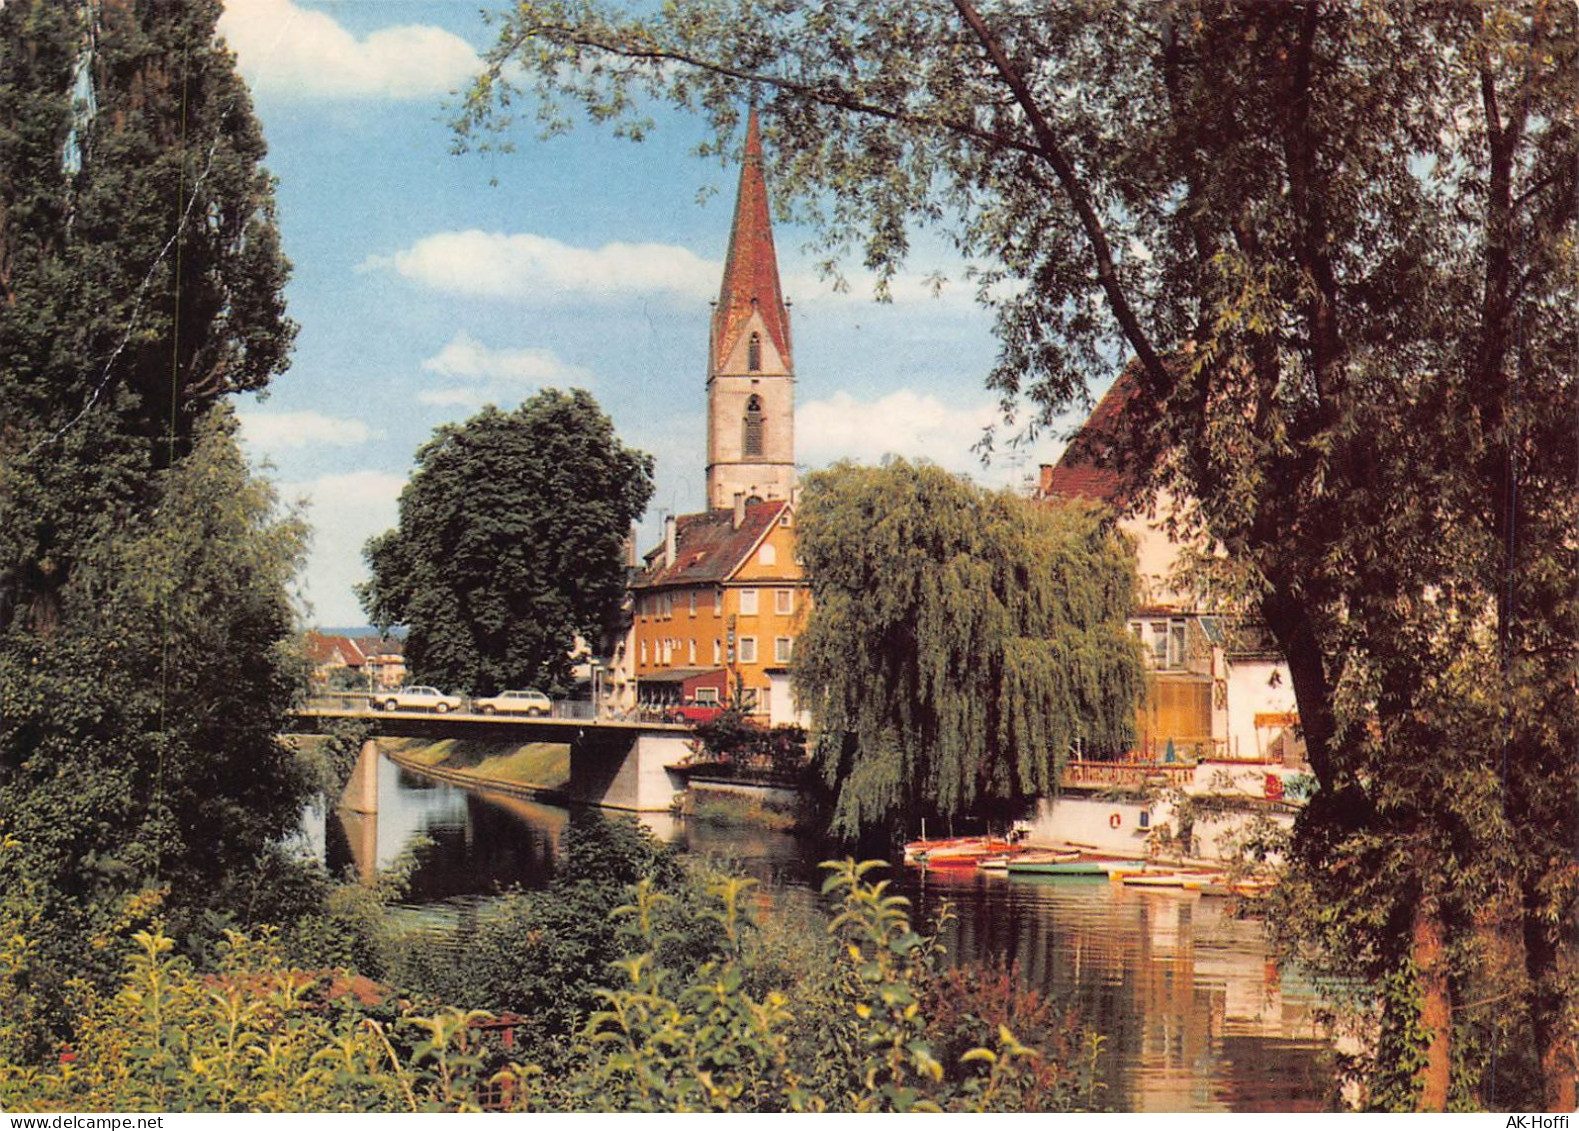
[564,729,694,811]
[342,738,380,815]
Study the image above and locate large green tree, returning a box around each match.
[460,0,1577,1108]
[0,0,307,1034]
[0,0,294,631]
[360,389,654,696]
[792,459,1142,840]
[0,409,311,1039]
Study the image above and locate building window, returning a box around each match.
[739,588,758,615]
[689,590,697,616]
[640,639,647,665]
[688,639,697,664]
[747,332,761,372]
[758,543,776,566]
[1150,621,1169,666]
[775,588,793,615]
[1169,621,1187,668]
[743,394,764,456]
[714,639,722,665]
[775,636,792,663]
[714,588,723,614]
[738,637,757,664]
[662,640,673,665]
[695,686,720,705]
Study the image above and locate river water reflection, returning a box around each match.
[304,755,1335,1112]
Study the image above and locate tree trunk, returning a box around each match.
[1413,904,1454,1111]
[1523,877,1578,1111]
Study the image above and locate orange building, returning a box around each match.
[626,108,810,724]
[630,496,807,721]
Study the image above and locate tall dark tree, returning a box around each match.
[360,389,655,696]
[793,459,1142,840]
[0,0,294,630]
[460,0,1577,1108]
[0,0,306,1031]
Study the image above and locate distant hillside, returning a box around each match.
[316,625,406,639]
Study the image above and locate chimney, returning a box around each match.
[1037,463,1056,499]
[625,525,639,568]
[733,492,746,530]
[664,514,677,569]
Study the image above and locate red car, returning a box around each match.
[665,701,724,725]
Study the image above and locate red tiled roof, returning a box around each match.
[1038,369,1144,507]
[635,499,791,589]
[304,633,366,667]
[712,107,791,371]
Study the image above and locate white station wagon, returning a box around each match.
[374,685,464,713]
[472,689,552,717]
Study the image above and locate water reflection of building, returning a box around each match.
[906,871,1330,1112]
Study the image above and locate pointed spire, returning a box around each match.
[712,107,791,371]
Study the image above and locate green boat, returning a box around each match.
[1005,859,1112,876]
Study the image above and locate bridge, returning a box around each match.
[289,705,698,813]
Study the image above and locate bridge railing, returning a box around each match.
[301,694,606,722]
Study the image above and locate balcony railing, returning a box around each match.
[1060,759,1195,790]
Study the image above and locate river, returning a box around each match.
[299,753,1337,1112]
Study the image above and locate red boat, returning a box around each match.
[903,836,1017,867]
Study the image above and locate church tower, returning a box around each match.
[706,108,796,509]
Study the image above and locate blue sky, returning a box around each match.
[220,0,1079,626]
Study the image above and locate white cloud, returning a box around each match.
[416,388,487,409]
[422,332,592,384]
[364,229,988,314]
[237,409,373,452]
[219,0,480,102]
[283,470,407,626]
[797,389,1002,476]
[361,230,719,303]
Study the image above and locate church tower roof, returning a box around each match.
[711,107,791,371]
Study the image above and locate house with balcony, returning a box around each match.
[1027,371,1307,860]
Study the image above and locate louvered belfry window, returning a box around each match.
[747,332,762,372]
[743,394,765,456]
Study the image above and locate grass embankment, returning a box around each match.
[678,789,801,832]
[381,737,571,792]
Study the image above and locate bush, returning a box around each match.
[1,850,1106,1113]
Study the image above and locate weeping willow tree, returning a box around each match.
[792,459,1143,839]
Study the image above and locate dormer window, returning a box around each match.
[747,332,762,372]
[743,394,764,456]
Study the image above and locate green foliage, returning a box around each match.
[384,815,703,1071]
[359,389,654,696]
[792,460,1142,837]
[0,0,312,1059]
[1,853,1104,1113]
[0,926,512,1113]
[0,0,295,629]
[691,708,807,776]
[0,411,314,1017]
[519,858,1083,1112]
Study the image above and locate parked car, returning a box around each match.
[374,685,464,713]
[665,701,725,725]
[473,689,552,717]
